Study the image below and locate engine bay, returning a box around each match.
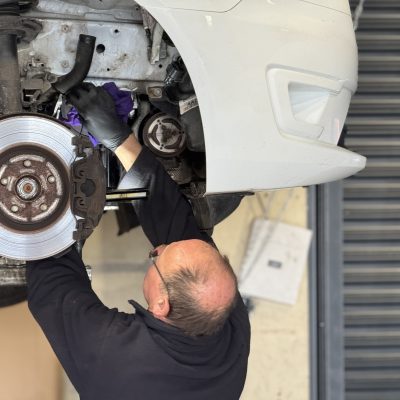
[19,0,207,185]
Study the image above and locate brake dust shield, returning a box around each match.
[0,115,76,261]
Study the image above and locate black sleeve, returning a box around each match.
[118,147,212,247]
[26,247,131,393]
[26,147,211,392]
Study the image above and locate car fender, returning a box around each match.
[137,0,366,193]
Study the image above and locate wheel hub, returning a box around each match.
[16,176,40,201]
[0,145,69,231]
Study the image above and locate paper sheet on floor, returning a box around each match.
[239,218,313,305]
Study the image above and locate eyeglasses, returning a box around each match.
[148,249,170,295]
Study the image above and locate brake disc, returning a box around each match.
[0,114,76,261]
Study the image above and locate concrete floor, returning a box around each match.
[64,188,310,400]
[0,302,61,400]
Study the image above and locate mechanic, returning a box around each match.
[26,83,251,400]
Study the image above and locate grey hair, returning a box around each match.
[165,255,238,337]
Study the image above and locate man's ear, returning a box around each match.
[151,296,170,319]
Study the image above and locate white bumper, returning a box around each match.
[137,0,366,193]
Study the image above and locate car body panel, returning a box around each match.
[300,0,351,15]
[137,0,365,193]
[136,0,242,12]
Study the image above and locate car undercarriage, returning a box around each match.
[0,0,245,305]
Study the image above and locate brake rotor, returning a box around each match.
[0,114,76,261]
[143,113,186,157]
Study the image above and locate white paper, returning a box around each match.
[239,219,313,305]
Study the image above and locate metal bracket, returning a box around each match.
[106,189,148,203]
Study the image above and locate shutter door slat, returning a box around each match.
[359,54,400,73]
[356,33,400,51]
[350,0,400,7]
[345,330,400,347]
[344,287,400,305]
[344,266,400,284]
[349,96,400,115]
[344,201,400,220]
[354,160,400,178]
[345,308,400,326]
[357,75,400,94]
[344,222,400,241]
[346,119,400,136]
[346,370,400,390]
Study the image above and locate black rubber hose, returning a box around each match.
[0,34,22,114]
[52,34,96,95]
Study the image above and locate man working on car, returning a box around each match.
[27,83,251,400]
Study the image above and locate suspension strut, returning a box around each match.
[0,1,41,115]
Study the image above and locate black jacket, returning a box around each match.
[27,147,251,400]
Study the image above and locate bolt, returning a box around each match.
[40,204,48,212]
[11,205,19,213]
[1,178,7,186]
[61,60,70,69]
[61,25,70,33]
[47,73,57,83]
[16,177,39,200]
[149,87,162,98]
[23,160,32,167]
[47,175,55,183]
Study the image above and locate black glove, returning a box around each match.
[67,83,132,152]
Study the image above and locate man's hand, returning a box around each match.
[67,83,132,152]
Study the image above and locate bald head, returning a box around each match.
[156,239,238,336]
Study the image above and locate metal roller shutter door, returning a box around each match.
[345,2,400,399]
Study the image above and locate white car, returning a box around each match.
[0,0,364,298]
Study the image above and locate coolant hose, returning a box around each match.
[52,34,96,94]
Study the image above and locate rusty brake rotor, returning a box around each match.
[0,114,76,260]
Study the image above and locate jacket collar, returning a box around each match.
[128,299,225,345]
